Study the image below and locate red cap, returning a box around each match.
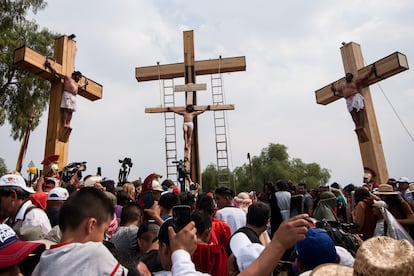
[0,224,45,267]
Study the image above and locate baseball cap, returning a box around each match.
[0,174,34,194]
[230,232,264,271]
[152,180,164,192]
[398,177,409,183]
[47,187,69,201]
[0,224,46,267]
[295,228,337,271]
[83,175,102,187]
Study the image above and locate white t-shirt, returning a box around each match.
[215,206,246,234]
[32,241,127,276]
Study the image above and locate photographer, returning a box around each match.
[61,162,86,194]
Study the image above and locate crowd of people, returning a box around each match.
[0,167,414,275]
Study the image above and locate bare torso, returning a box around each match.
[183,112,195,122]
[63,76,79,95]
[341,81,359,98]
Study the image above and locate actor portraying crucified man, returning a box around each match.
[330,66,376,129]
[45,60,88,128]
[168,104,210,150]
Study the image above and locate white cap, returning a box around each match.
[398,177,409,183]
[0,174,34,194]
[83,175,102,187]
[47,187,69,201]
[230,232,264,271]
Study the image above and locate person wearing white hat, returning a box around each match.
[46,187,69,227]
[0,174,51,239]
[397,176,414,204]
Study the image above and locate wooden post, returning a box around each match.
[315,42,409,184]
[13,35,103,172]
[136,30,246,187]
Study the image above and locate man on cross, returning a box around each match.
[168,104,210,150]
[45,60,87,128]
[331,66,376,129]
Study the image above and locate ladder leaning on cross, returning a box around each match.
[136,30,246,190]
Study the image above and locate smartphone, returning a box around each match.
[173,205,191,230]
[142,191,154,209]
[97,167,101,176]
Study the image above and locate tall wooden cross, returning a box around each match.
[13,35,103,172]
[315,42,409,184]
[136,30,246,186]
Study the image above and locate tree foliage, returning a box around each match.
[0,157,8,176]
[1,0,59,140]
[202,143,331,193]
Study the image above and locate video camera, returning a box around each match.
[61,161,87,182]
[119,157,133,168]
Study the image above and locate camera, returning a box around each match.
[119,158,133,168]
[61,161,87,182]
[189,182,198,191]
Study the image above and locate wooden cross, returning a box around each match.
[315,42,409,184]
[13,35,103,172]
[136,30,246,186]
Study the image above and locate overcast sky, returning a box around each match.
[1,0,414,188]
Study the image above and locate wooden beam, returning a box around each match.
[14,46,103,101]
[174,83,207,92]
[135,56,246,82]
[145,104,235,113]
[315,52,409,105]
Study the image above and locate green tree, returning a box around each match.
[0,157,8,176]
[1,0,59,140]
[231,143,331,192]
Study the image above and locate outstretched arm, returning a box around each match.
[45,60,66,79]
[194,105,210,116]
[330,82,341,94]
[356,65,376,84]
[239,214,309,276]
[167,107,184,116]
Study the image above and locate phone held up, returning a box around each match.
[173,205,191,230]
[142,191,154,209]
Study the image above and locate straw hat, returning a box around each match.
[373,184,399,195]
[311,236,414,276]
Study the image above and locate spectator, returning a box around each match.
[158,192,180,221]
[374,184,414,238]
[297,183,314,216]
[32,187,128,275]
[275,180,292,221]
[293,228,338,275]
[0,223,46,275]
[191,210,228,276]
[45,187,69,227]
[310,236,414,275]
[136,220,163,274]
[196,194,232,248]
[0,174,51,239]
[397,177,413,203]
[214,187,246,234]
[234,192,252,214]
[352,187,379,240]
[110,203,143,253]
[228,202,270,273]
[313,191,339,222]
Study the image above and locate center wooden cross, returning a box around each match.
[14,35,103,172]
[136,30,246,187]
[315,42,408,184]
